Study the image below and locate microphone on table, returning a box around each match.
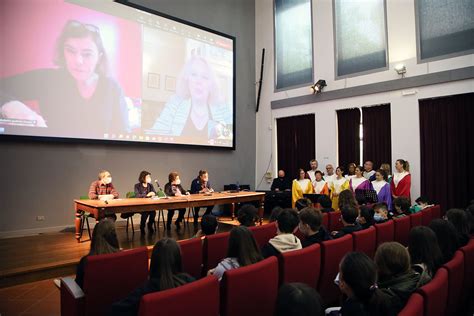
[154,179,160,188]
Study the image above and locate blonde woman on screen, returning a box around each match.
[151,56,232,141]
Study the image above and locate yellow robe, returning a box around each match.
[330,177,350,210]
[292,179,314,208]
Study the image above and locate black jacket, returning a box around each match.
[301,227,333,248]
[270,177,291,191]
[108,273,195,316]
[378,270,421,314]
[333,224,362,239]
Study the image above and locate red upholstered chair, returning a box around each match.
[60,247,149,316]
[278,243,321,288]
[137,276,219,316]
[178,238,203,279]
[393,216,411,246]
[318,234,353,306]
[442,250,464,315]
[410,212,422,228]
[416,268,448,316]
[421,207,433,226]
[249,222,277,249]
[328,212,343,232]
[398,293,424,316]
[322,213,329,229]
[220,257,279,316]
[351,226,376,258]
[430,205,441,220]
[374,220,394,247]
[202,232,230,274]
[460,238,474,295]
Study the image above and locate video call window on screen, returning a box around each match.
[0,0,235,148]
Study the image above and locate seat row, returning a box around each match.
[63,205,466,316]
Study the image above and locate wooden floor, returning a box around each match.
[0,215,242,288]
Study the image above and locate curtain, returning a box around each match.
[277,114,315,179]
[337,108,361,169]
[419,92,474,211]
[362,104,391,169]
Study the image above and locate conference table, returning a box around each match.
[74,191,265,242]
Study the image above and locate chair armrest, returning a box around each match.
[60,277,85,316]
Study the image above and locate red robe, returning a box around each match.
[391,173,411,199]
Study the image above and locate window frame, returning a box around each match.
[332,0,390,80]
[273,0,315,92]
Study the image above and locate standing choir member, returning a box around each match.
[312,171,329,195]
[307,159,319,183]
[330,167,350,210]
[164,172,189,230]
[190,170,214,223]
[345,163,357,180]
[371,169,392,210]
[134,171,156,235]
[391,159,411,200]
[349,166,371,192]
[292,168,314,208]
[324,164,336,188]
[380,163,392,183]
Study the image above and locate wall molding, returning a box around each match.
[271,66,474,109]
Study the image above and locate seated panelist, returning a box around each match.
[88,170,119,220]
[190,170,214,224]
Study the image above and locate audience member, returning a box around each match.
[373,203,389,223]
[446,208,470,246]
[261,208,301,258]
[374,242,421,314]
[298,207,332,247]
[237,204,259,227]
[275,283,324,316]
[109,239,194,315]
[208,226,262,281]
[318,195,334,213]
[295,198,312,212]
[338,189,359,212]
[357,206,375,229]
[392,197,410,218]
[407,226,443,286]
[429,219,460,264]
[331,206,362,238]
[194,214,218,238]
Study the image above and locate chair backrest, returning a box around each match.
[80,195,89,200]
[374,220,394,247]
[318,234,353,306]
[442,250,464,315]
[220,257,279,316]
[351,226,376,258]
[248,222,277,249]
[178,238,203,280]
[278,243,321,288]
[460,238,474,293]
[410,212,422,228]
[430,205,441,220]
[322,213,329,229]
[417,268,448,316]
[83,247,149,316]
[202,232,230,274]
[138,276,219,316]
[398,293,424,316]
[421,207,433,226]
[393,216,411,246]
[328,212,343,232]
[126,191,136,198]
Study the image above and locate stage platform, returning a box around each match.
[0,215,264,288]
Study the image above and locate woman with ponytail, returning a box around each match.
[391,159,411,201]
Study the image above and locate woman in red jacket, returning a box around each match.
[391,159,411,201]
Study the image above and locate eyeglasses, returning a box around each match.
[66,19,100,34]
